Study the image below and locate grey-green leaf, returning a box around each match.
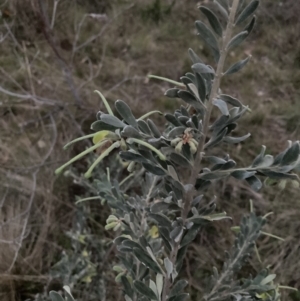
[224,56,251,75]
[235,0,259,26]
[134,280,158,300]
[164,257,173,278]
[101,114,126,128]
[170,293,189,301]
[178,90,205,111]
[121,276,133,299]
[169,280,188,297]
[149,213,172,227]
[195,72,207,102]
[231,170,256,180]
[142,163,166,176]
[195,21,220,61]
[63,287,75,301]
[188,48,204,64]
[122,125,143,139]
[213,0,229,20]
[244,16,256,35]
[170,152,192,167]
[91,120,119,132]
[252,145,266,167]
[212,98,229,116]
[205,128,228,149]
[133,248,161,274]
[224,133,251,144]
[147,119,161,138]
[181,224,201,247]
[281,142,300,166]
[219,94,243,108]
[200,6,223,37]
[192,63,215,74]
[262,170,298,180]
[237,0,245,13]
[165,88,180,98]
[49,292,65,301]
[115,100,137,127]
[120,151,148,163]
[226,31,249,51]
[216,0,229,11]
[137,120,152,135]
[246,175,262,191]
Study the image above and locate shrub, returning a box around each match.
[52,1,300,300]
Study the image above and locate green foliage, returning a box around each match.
[53,1,299,301]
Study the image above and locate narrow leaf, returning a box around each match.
[181,224,201,247]
[169,280,188,297]
[231,170,256,180]
[281,142,300,166]
[122,125,143,139]
[262,170,298,180]
[195,21,220,61]
[195,72,207,102]
[165,88,180,98]
[120,151,148,163]
[224,133,251,143]
[213,0,229,20]
[170,152,192,167]
[219,94,243,108]
[63,286,75,301]
[148,119,161,138]
[212,98,229,116]
[142,163,166,176]
[121,276,133,298]
[200,6,223,37]
[252,145,266,167]
[137,120,152,135]
[165,114,182,126]
[224,56,251,75]
[101,114,126,128]
[91,120,119,132]
[226,31,249,51]
[149,213,172,227]
[49,292,64,301]
[216,0,229,11]
[235,0,259,26]
[246,175,262,191]
[134,281,158,300]
[244,16,256,35]
[164,257,173,278]
[115,100,137,127]
[192,63,215,74]
[188,48,203,64]
[178,90,206,111]
[133,249,161,274]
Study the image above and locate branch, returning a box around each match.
[161,1,241,300]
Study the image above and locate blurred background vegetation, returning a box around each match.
[0,0,299,300]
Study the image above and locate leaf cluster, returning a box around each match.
[52,1,299,301]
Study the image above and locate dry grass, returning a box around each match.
[0,0,299,300]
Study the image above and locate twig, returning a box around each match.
[37,0,82,106]
[50,0,60,30]
[7,171,37,272]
